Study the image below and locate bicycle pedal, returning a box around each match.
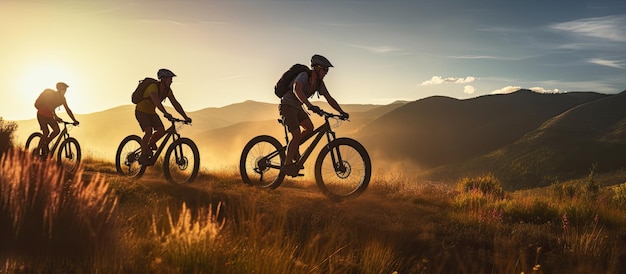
[286,173,304,178]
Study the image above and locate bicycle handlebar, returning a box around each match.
[58,120,79,126]
[317,110,349,121]
[167,117,192,125]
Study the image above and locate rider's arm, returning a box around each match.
[323,92,345,114]
[294,81,314,109]
[150,91,170,117]
[166,93,191,121]
[61,101,79,123]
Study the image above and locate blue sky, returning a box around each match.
[1,0,625,120]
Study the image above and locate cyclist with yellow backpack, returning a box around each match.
[134,68,192,164]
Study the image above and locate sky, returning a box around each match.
[1,0,625,121]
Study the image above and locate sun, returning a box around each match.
[18,63,79,103]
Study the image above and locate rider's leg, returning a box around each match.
[295,119,314,162]
[285,128,303,165]
[48,122,61,142]
[38,125,50,150]
[299,119,314,145]
[36,115,52,150]
[140,127,154,161]
[136,111,158,163]
[146,113,166,150]
[283,117,313,176]
[282,127,304,176]
[148,127,166,150]
[280,104,305,166]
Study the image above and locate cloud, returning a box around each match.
[587,58,624,69]
[528,87,561,93]
[549,15,626,43]
[491,86,521,94]
[420,76,478,86]
[463,85,475,94]
[491,86,561,94]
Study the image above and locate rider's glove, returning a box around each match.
[164,112,173,120]
[340,112,349,120]
[308,105,323,116]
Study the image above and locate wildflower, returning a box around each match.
[562,213,569,231]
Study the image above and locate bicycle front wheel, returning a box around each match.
[239,135,284,189]
[57,137,81,172]
[25,132,43,157]
[164,137,200,184]
[115,135,146,178]
[315,138,371,202]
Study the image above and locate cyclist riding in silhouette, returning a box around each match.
[34,82,79,154]
[134,68,192,164]
[279,54,349,176]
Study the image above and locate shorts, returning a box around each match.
[279,104,309,132]
[135,110,164,131]
[37,113,58,131]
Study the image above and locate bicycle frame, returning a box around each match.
[47,122,71,155]
[274,113,343,170]
[131,119,183,165]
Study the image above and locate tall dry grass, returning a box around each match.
[0,149,118,272]
[2,151,625,273]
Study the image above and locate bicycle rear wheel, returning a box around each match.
[315,138,371,202]
[164,137,200,184]
[25,132,44,157]
[239,135,285,189]
[115,135,146,178]
[57,137,81,172]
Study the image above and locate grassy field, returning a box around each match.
[1,149,625,273]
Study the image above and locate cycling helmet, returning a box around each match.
[311,54,333,68]
[157,68,176,79]
[56,82,69,89]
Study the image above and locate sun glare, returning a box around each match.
[18,63,79,102]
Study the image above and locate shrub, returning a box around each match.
[583,164,600,202]
[611,183,626,209]
[0,117,17,155]
[551,182,579,201]
[457,173,504,198]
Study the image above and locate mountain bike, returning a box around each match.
[239,110,372,201]
[115,117,200,184]
[25,120,81,172]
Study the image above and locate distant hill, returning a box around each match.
[355,89,608,171]
[12,101,403,169]
[15,90,626,191]
[426,90,626,190]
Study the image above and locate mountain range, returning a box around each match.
[11,89,626,190]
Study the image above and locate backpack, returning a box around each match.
[274,64,311,98]
[34,89,58,109]
[131,77,160,104]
